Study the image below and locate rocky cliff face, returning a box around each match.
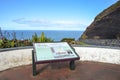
[80,1,120,39]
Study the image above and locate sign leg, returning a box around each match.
[32,50,37,76]
[69,60,75,70]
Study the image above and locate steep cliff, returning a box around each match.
[80,1,120,39]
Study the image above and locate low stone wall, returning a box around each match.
[0,46,120,71]
[74,47,120,64]
[0,48,32,71]
[80,39,120,47]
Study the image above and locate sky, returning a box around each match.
[0,0,118,31]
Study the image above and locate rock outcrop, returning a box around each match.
[80,1,120,39]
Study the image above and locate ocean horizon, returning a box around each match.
[1,30,84,41]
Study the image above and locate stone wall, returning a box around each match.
[0,46,120,71]
[80,39,120,47]
[0,48,32,71]
[74,47,120,64]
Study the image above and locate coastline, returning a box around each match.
[1,30,83,41]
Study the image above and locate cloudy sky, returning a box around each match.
[0,0,118,30]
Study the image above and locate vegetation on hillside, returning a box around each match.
[95,1,120,20]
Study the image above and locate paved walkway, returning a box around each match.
[0,61,120,80]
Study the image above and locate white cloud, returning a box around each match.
[12,18,87,30]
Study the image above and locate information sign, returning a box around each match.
[34,42,78,61]
[32,42,80,76]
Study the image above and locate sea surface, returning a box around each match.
[1,30,83,41]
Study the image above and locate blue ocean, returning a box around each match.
[2,30,83,41]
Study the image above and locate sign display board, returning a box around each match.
[32,42,80,76]
[33,42,79,62]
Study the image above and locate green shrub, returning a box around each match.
[32,33,39,42]
[61,38,75,44]
[0,27,55,48]
[39,32,46,42]
[32,32,54,43]
[0,39,3,48]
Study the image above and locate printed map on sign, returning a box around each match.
[34,42,78,61]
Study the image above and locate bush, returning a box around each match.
[0,31,54,48]
[61,38,75,44]
[32,32,54,43]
